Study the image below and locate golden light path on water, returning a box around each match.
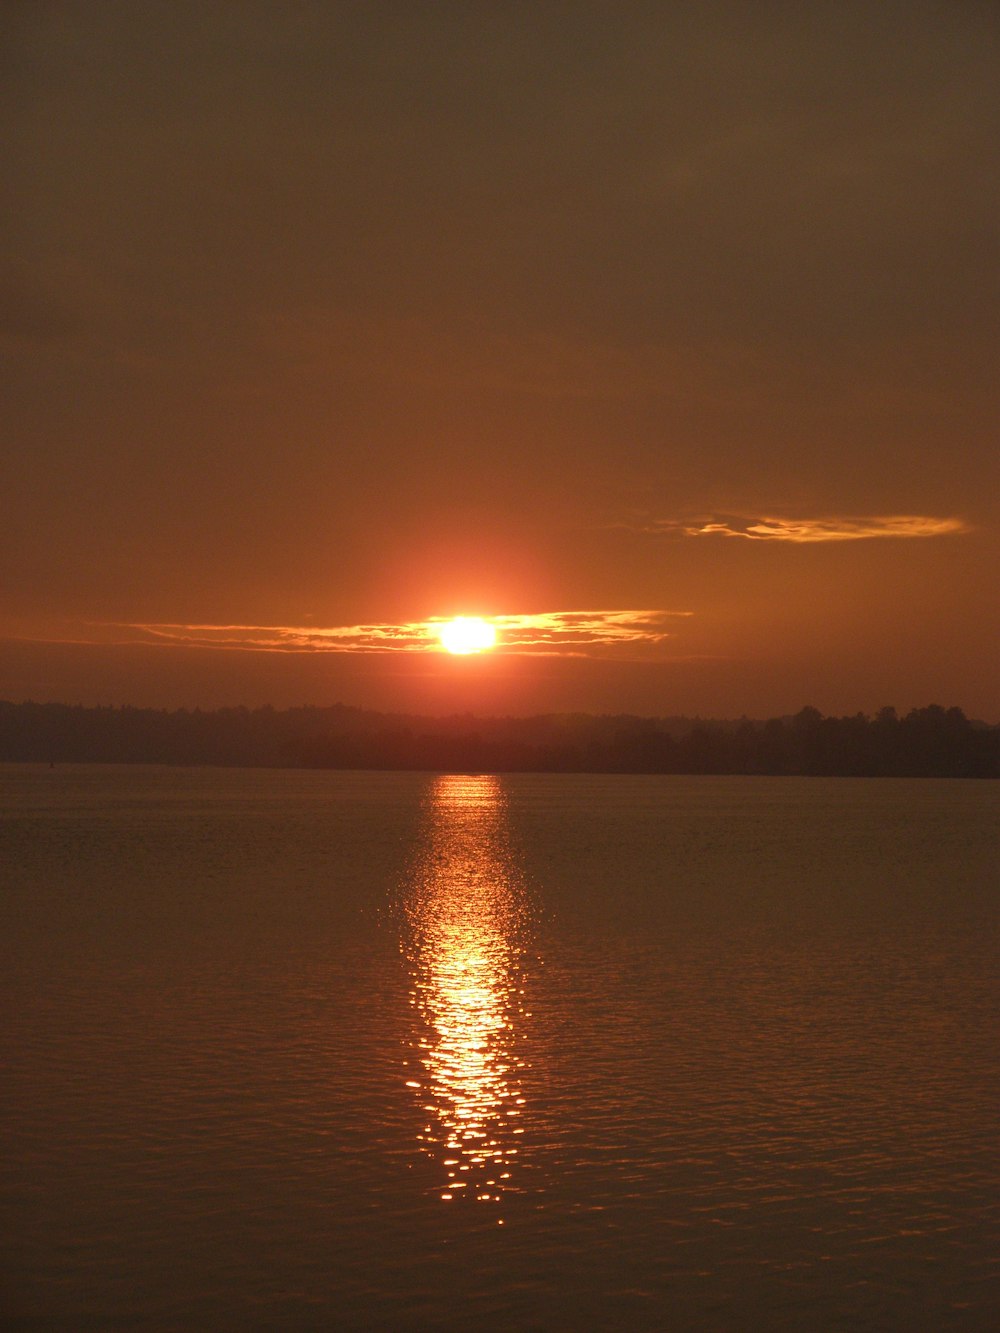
[402,775,533,1216]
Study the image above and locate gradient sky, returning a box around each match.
[4,1,998,718]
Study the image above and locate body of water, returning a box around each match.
[1,765,997,1328]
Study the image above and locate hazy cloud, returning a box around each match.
[0,266,79,345]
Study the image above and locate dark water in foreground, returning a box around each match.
[1,765,997,1329]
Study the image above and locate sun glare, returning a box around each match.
[438,616,497,655]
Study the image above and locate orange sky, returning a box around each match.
[3,2,998,719]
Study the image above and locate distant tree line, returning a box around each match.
[0,700,996,777]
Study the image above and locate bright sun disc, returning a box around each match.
[439,616,497,655]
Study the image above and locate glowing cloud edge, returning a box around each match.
[82,609,692,656]
[632,514,970,543]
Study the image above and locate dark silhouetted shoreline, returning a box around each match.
[1,701,996,778]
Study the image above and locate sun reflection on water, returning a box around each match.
[402,774,532,1210]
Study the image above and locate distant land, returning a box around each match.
[1,701,996,778]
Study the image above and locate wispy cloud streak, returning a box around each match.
[641,514,969,543]
[108,610,689,656]
[489,610,686,653]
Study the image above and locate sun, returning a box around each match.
[438,616,497,655]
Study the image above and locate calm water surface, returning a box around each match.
[1,765,997,1329]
